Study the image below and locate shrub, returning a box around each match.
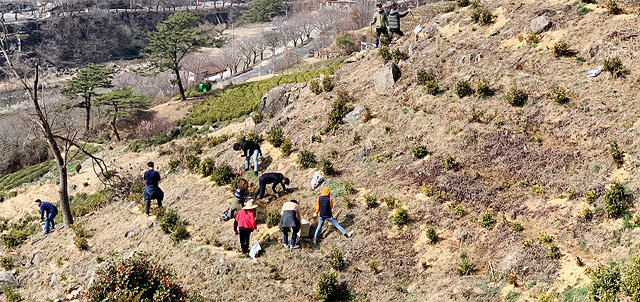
[297,150,317,169]
[604,181,630,218]
[422,184,445,201]
[511,222,524,232]
[3,286,22,302]
[1,215,38,248]
[426,227,438,244]
[622,255,640,301]
[208,134,231,148]
[210,164,236,186]
[236,131,262,143]
[312,134,322,143]
[416,69,435,86]
[607,0,622,14]
[379,35,391,47]
[383,196,397,210]
[525,32,540,45]
[364,193,378,209]
[342,182,357,195]
[323,76,334,92]
[171,221,190,243]
[379,46,392,63]
[185,155,200,172]
[454,204,467,216]
[390,208,409,226]
[309,79,322,95]
[74,163,82,173]
[551,86,569,104]
[199,157,216,177]
[457,0,470,7]
[160,209,180,234]
[315,272,348,301]
[588,263,621,302]
[479,211,495,229]
[391,48,408,63]
[505,85,528,106]
[411,146,429,159]
[539,233,553,245]
[369,260,380,274]
[476,80,491,98]
[586,191,596,204]
[86,256,188,301]
[455,80,474,98]
[266,126,284,147]
[552,41,571,57]
[265,210,281,228]
[548,243,561,259]
[604,56,623,78]
[74,236,89,251]
[168,158,180,172]
[325,98,354,132]
[582,207,594,221]
[321,158,336,176]
[329,245,345,270]
[443,155,457,171]
[0,256,13,270]
[610,140,624,168]
[269,268,282,281]
[424,80,439,95]
[471,6,494,24]
[574,2,592,15]
[336,35,357,54]
[457,251,476,276]
[444,5,455,13]
[280,139,293,156]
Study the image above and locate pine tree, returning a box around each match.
[93,88,153,141]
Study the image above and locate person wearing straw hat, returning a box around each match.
[35,199,57,236]
[235,200,258,254]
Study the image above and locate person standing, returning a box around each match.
[35,199,57,236]
[371,3,389,47]
[253,172,289,200]
[233,138,262,176]
[313,187,353,245]
[388,3,410,38]
[143,161,164,215]
[235,201,258,254]
[280,200,302,249]
[228,179,248,235]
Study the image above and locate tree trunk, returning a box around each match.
[175,68,186,101]
[84,96,91,135]
[111,116,120,141]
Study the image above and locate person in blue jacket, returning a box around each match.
[35,199,57,235]
[143,161,164,215]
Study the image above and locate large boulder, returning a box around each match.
[374,62,401,94]
[344,106,365,124]
[530,15,551,34]
[0,272,18,288]
[259,84,295,118]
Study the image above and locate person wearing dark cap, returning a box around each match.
[388,3,410,38]
[233,138,262,176]
[143,161,164,215]
[35,199,57,236]
[253,172,289,200]
[371,3,389,47]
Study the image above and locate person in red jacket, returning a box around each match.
[235,200,258,254]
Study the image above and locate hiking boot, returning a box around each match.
[283,243,290,249]
[254,171,259,177]
[345,231,354,238]
[290,245,300,249]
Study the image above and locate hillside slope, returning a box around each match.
[4,0,640,301]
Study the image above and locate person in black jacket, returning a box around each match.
[388,3,410,38]
[233,138,262,176]
[253,172,289,200]
[143,161,164,215]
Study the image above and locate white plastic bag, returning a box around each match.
[587,66,603,77]
[310,171,323,190]
[249,241,261,259]
[413,24,423,35]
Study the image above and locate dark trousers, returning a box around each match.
[239,227,252,254]
[375,27,389,47]
[281,226,300,246]
[143,185,164,214]
[390,27,404,37]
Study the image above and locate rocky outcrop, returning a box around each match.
[373,62,401,94]
[530,15,551,34]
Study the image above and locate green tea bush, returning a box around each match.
[342,182,357,195]
[455,80,474,98]
[369,260,380,274]
[1,215,39,248]
[426,227,438,244]
[280,139,293,156]
[160,209,180,234]
[390,208,409,226]
[365,193,378,208]
[309,79,321,94]
[586,191,596,204]
[444,155,457,171]
[476,79,491,98]
[539,233,553,245]
[443,5,455,13]
[297,150,317,169]
[574,2,593,15]
[551,86,569,104]
[321,158,336,176]
[416,69,435,86]
[548,243,561,259]
[457,251,476,276]
[604,181,630,218]
[422,184,445,201]
[505,85,528,106]
[208,134,231,148]
[383,196,397,210]
[185,155,200,173]
[524,32,540,44]
[3,286,22,302]
[325,98,354,133]
[265,210,281,228]
[336,35,357,54]
[0,256,13,270]
[315,272,348,301]
[479,211,495,229]
[607,0,622,14]
[210,164,236,186]
[74,236,89,251]
[471,6,494,24]
[199,157,216,177]
[391,49,408,63]
[411,145,429,159]
[604,56,623,78]
[267,126,284,147]
[379,35,391,47]
[622,255,640,301]
[71,189,115,217]
[511,222,524,232]
[588,263,621,302]
[171,221,190,243]
[168,158,180,172]
[457,0,470,6]
[610,140,624,168]
[425,80,439,95]
[323,76,334,92]
[552,41,571,57]
[236,131,262,143]
[0,161,54,192]
[379,46,392,63]
[329,245,345,270]
[86,256,188,301]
